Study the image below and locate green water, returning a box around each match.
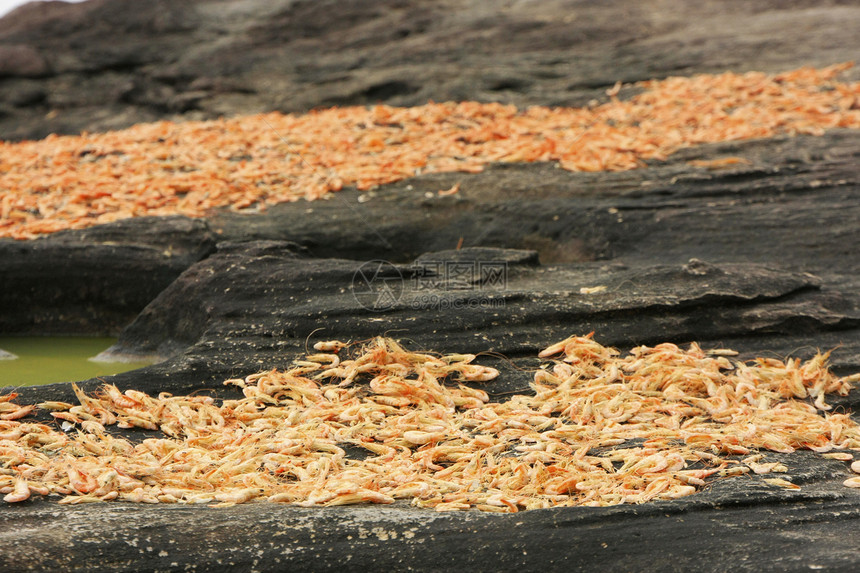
[0,337,152,388]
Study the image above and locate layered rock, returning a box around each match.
[2,0,859,140]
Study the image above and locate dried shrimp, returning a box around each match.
[2,334,860,512]
[2,63,859,239]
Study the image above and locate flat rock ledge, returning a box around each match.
[2,130,860,572]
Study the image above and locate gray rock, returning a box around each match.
[3,82,45,106]
[0,216,216,335]
[1,0,859,140]
[0,457,858,573]
[0,43,48,77]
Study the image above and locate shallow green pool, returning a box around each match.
[0,337,152,388]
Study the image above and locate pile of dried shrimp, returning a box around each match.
[2,334,860,512]
[2,63,859,239]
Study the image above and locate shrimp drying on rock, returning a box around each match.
[2,64,860,240]
[0,335,860,509]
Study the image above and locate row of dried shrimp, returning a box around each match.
[2,335,860,511]
[2,63,859,239]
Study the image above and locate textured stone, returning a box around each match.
[0,216,216,335]
[1,0,859,140]
[0,43,48,77]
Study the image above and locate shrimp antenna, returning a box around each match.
[475,350,525,372]
[382,328,408,339]
[305,327,326,354]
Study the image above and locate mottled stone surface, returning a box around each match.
[0,216,216,336]
[2,458,860,573]
[1,0,859,140]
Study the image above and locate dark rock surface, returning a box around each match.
[1,0,859,141]
[3,455,860,573]
[0,216,216,335]
[3,1,860,571]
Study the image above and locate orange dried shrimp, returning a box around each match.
[2,63,859,239]
[2,334,860,511]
